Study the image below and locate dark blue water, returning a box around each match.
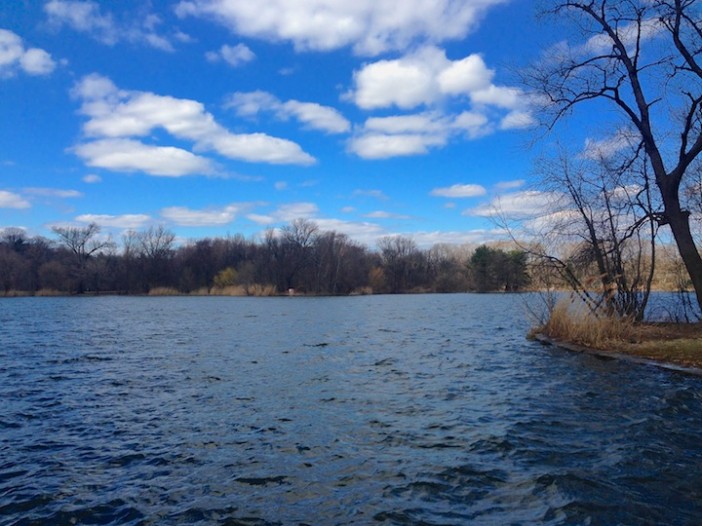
[1,294,701,525]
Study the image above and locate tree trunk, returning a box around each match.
[665,201,702,310]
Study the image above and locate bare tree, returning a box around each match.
[527,0,702,309]
[52,223,114,293]
[518,146,658,320]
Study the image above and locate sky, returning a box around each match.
[0,0,594,249]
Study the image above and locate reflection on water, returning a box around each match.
[1,294,701,525]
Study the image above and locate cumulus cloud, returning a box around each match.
[75,213,151,229]
[206,43,255,67]
[430,184,486,198]
[0,190,30,209]
[161,204,244,226]
[346,46,533,158]
[348,110,492,159]
[71,74,315,173]
[44,0,177,51]
[349,47,503,110]
[175,0,509,56]
[0,29,56,78]
[73,138,216,177]
[226,90,350,134]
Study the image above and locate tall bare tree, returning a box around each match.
[52,223,114,293]
[528,0,702,309]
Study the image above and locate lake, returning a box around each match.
[1,294,701,525]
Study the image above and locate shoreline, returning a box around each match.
[533,333,702,377]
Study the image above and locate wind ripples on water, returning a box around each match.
[1,294,702,525]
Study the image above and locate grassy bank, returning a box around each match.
[532,301,702,370]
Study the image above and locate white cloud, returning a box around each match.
[161,204,243,226]
[72,74,315,169]
[175,0,509,56]
[206,43,255,67]
[349,133,446,159]
[73,138,216,177]
[247,202,319,225]
[351,189,388,200]
[346,46,531,158]
[76,213,151,229]
[430,184,486,198]
[349,110,492,159]
[466,190,565,219]
[500,110,536,130]
[581,128,640,160]
[274,181,287,190]
[410,229,506,248]
[44,0,177,51]
[363,211,411,219]
[349,46,518,111]
[23,188,83,198]
[82,174,102,183]
[0,29,56,78]
[226,90,350,134]
[341,206,355,213]
[495,179,525,190]
[0,190,30,209]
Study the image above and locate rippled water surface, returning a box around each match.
[1,294,702,525]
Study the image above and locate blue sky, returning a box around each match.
[0,0,590,248]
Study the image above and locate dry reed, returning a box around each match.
[535,299,635,349]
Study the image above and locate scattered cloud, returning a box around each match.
[161,204,245,226]
[494,179,525,190]
[71,74,315,174]
[206,43,255,67]
[246,202,319,225]
[410,229,507,248]
[0,29,56,78]
[345,46,533,159]
[175,0,509,56]
[274,181,288,191]
[348,110,492,159]
[226,90,350,134]
[73,138,216,177]
[44,0,177,51]
[82,174,102,183]
[465,190,564,219]
[341,206,355,213]
[351,189,389,200]
[581,128,640,160]
[430,184,486,198]
[23,187,82,198]
[363,210,411,219]
[349,47,495,109]
[75,213,151,229]
[0,190,30,209]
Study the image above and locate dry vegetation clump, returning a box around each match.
[245,283,277,296]
[209,285,247,296]
[147,287,181,296]
[533,299,635,349]
[533,298,702,369]
[35,289,63,297]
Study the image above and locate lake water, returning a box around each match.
[1,294,701,525]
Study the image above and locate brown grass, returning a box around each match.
[147,287,182,296]
[533,299,634,349]
[533,298,702,369]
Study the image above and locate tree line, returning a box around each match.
[0,220,531,296]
